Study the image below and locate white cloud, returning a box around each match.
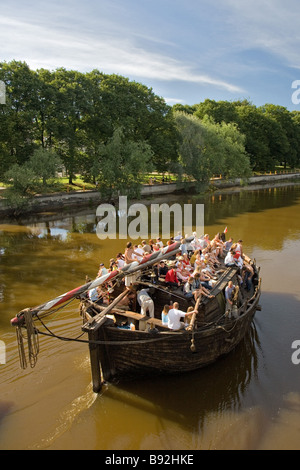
[221,0,300,68]
[0,13,243,93]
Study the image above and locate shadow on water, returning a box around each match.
[90,289,300,439]
[101,322,261,434]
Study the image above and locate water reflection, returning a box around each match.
[105,323,261,432]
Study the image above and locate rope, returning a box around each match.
[35,327,182,346]
[16,326,27,370]
[16,309,40,370]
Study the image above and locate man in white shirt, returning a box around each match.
[137,289,155,318]
[224,249,237,267]
[168,302,195,330]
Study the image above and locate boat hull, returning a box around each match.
[99,293,260,379]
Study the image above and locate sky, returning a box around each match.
[1,0,300,110]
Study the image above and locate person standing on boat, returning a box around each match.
[225,281,236,318]
[167,302,195,330]
[124,242,141,287]
[137,289,155,318]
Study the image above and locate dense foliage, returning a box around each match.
[1,61,300,202]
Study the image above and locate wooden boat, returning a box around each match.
[11,238,262,392]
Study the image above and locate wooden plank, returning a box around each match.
[113,310,147,321]
[146,318,170,330]
[84,289,132,331]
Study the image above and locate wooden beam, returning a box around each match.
[84,289,132,332]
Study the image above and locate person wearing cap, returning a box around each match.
[97,263,108,277]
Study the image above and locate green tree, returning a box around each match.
[3,163,37,211]
[94,127,153,199]
[194,99,239,124]
[173,111,251,185]
[261,104,299,169]
[0,61,40,171]
[50,68,91,184]
[27,148,62,186]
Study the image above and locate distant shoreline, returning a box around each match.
[1,172,300,219]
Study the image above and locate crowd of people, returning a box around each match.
[89,230,254,330]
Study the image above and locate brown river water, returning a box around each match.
[1,184,300,450]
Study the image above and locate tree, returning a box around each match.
[27,148,62,186]
[234,103,275,171]
[194,99,239,124]
[0,61,40,170]
[173,111,251,185]
[94,127,153,199]
[262,104,299,169]
[50,68,91,184]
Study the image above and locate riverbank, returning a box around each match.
[1,172,300,218]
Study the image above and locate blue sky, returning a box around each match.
[1,0,300,110]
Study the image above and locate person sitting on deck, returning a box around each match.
[161,304,170,326]
[97,263,108,278]
[182,252,193,272]
[116,253,125,269]
[164,266,180,288]
[137,288,155,318]
[176,260,190,283]
[180,237,188,255]
[167,302,195,330]
[88,286,100,302]
[196,271,214,291]
[185,235,194,257]
[158,260,169,279]
[224,238,233,253]
[141,240,151,254]
[183,277,199,301]
[224,248,238,267]
[156,237,164,248]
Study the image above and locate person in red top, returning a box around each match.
[165,267,180,288]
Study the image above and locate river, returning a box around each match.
[1,184,300,450]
